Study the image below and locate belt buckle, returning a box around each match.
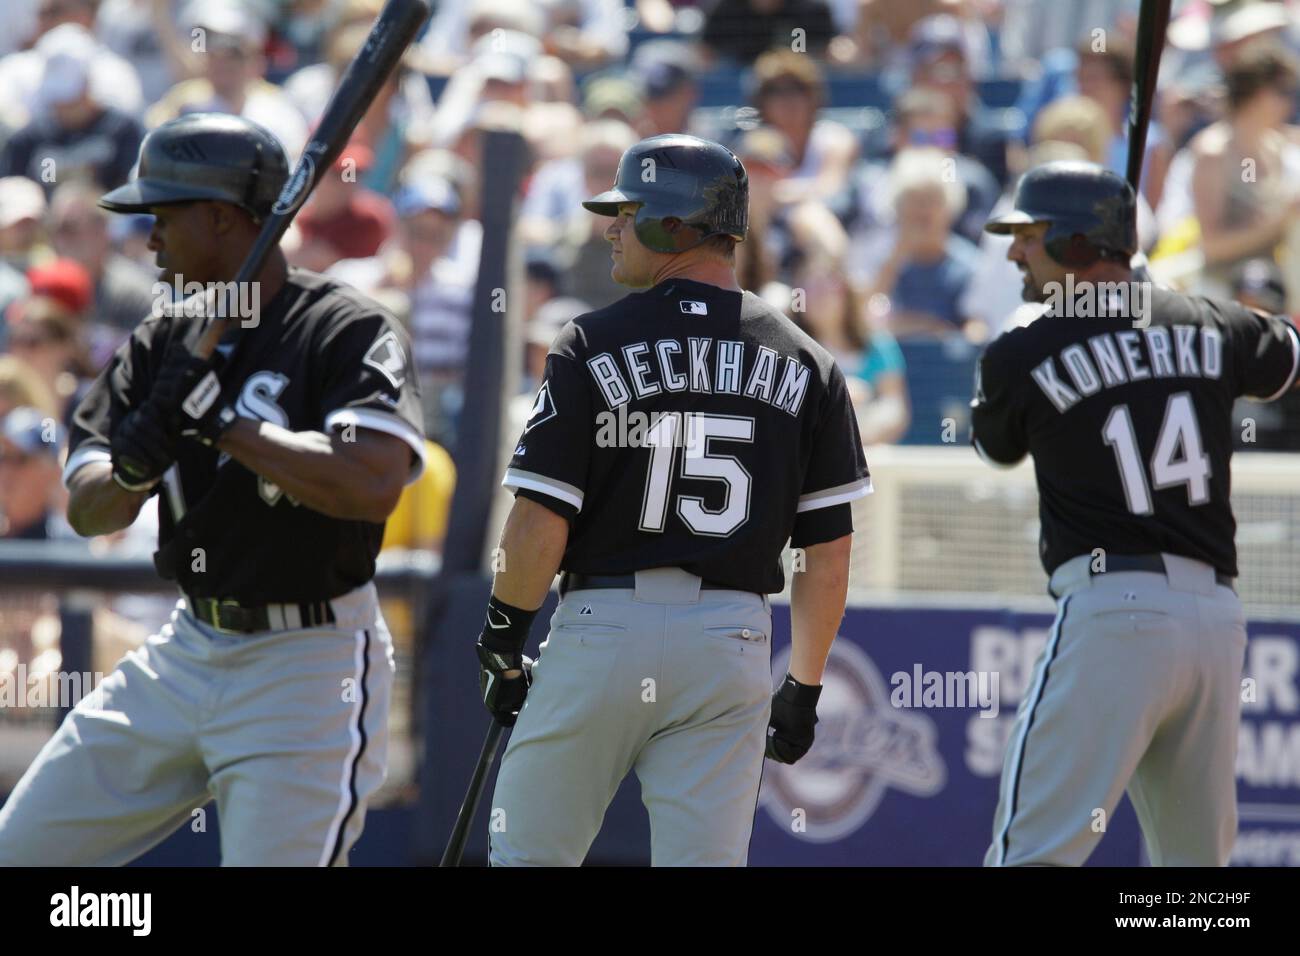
[206,598,250,634]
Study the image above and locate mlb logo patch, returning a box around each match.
[680,300,708,315]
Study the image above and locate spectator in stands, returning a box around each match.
[1229,257,1300,451]
[524,249,563,325]
[381,438,456,554]
[701,0,837,65]
[751,50,859,206]
[0,178,48,330]
[732,126,789,293]
[97,0,181,105]
[851,147,980,340]
[4,294,93,421]
[537,0,631,71]
[417,0,544,73]
[840,87,1000,245]
[0,25,145,196]
[284,13,438,193]
[580,76,646,128]
[1189,42,1300,299]
[149,1,308,161]
[0,406,66,540]
[330,175,480,445]
[908,13,1014,186]
[518,119,638,250]
[778,201,910,443]
[628,39,701,136]
[0,356,59,420]
[523,295,591,394]
[289,142,397,273]
[0,4,143,127]
[1074,36,1165,188]
[47,182,156,335]
[545,122,638,310]
[425,29,540,151]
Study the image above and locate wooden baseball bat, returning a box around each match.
[440,719,506,867]
[193,0,430,361]
[1126,0,1172,193]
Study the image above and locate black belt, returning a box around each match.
[559,572,745,597]
[186,594,336,634]
[1093,554,1235,590]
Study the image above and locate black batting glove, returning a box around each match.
[150,342,237,447]
[766,673,822,764]
[475,596,539,727]
[111,400,177,491]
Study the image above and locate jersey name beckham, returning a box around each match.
[587,337,811,417]
[504,278,871,595]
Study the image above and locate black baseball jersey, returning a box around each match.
[64,268,426,603]
[504,278,872,594]
[971,287,1300,577]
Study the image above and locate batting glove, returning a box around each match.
[151,342,238,447]
[111,400,177,491]
[475,595,539,727]
[765,673,822,764]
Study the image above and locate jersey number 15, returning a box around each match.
[1102,391,1211,514]
[639,412,755,537]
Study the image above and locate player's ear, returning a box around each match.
[208,202,246,237]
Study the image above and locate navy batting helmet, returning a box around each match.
[582,134,748,253]
[984,161,1137,267]
[99,113,290,223]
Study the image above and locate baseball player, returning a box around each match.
[0,113,427,866]
[474,134,871,866]
[971,161,1300,866]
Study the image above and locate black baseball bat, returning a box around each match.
[1126,0,1172,193]
[193,0,430,361]
[440,719,506,867]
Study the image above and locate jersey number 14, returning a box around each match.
[1102,391,1211,514]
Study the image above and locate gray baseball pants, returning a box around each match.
[489,567,774,866]
[986,553,1247,867]
[0,582,394,866]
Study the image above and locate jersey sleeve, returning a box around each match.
[1223,304,1300,402]
[317,308,427,484]
[970,335,1028,466]
[791,362,872,547]
[63,317,163,486]
[502,322,591,521]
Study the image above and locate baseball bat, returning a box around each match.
[440,719,506,867]
[193,0,430,361]
[1125,0,1172,193]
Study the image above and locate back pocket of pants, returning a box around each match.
[703,625,768,648]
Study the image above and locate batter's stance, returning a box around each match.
[475,134,870,866]
[0,114,427,865]
[972,161,1300,866]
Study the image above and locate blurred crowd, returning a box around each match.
[2,0,1300,553]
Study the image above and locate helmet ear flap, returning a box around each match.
[1053,232,1100,268]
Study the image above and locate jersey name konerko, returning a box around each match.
[971,286,1300,576]
[504,278,872,594]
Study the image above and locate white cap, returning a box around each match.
[183,0,268,49]
[471,29,540,85]
[0,177,47,230]
[1214,3,1292,47]
[35,23,97,107]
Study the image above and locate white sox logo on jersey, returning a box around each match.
[231,371,300,507]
